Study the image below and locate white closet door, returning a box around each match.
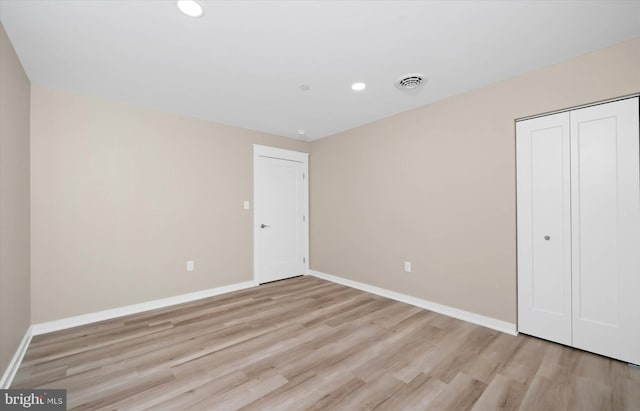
[517,112,572,346]
[570,97,640,365]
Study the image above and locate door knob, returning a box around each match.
[261,224,270,229]
[544,235,551,240]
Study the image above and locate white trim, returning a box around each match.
[308,270,517,335]
[0,326,33,389]
[253,144,309,163]
[32,280,258,336]
[515,93,640,123]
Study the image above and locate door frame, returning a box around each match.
[253,144,309,283]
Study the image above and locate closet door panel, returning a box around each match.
[517,112,572,345]
[571,97,640,365]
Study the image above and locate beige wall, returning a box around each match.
[309,38,640,324]
[0,24,31,374]
[30,86,308,323]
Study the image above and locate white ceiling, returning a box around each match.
[1,1,639,141]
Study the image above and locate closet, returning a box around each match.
[516,96,639,365]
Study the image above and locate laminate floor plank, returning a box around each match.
[149,370,249,411]
[305,375,366,411]
[11,276,640,410]
[329,372,405,411]
[374,373,447,411]
[97,369,214,411]
[469,373,527,411]
[427,372,487,411]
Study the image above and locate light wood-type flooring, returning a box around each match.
[12,276,640,410]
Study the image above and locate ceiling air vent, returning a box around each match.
[395,74,426,92]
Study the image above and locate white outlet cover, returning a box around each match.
[186,260,194,271]
[243,200,250,210]
[404,261,412,272]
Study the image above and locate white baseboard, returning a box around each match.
[32,280,259,336]
[308,270,517,335]
[0,326,33,389]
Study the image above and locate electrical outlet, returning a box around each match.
[186,260,194,271]
[243,200,250,210]
[404,261,412,273]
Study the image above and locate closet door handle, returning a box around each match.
[544,235,551,240]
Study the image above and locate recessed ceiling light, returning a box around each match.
[177,0,204,17]
[351,82,366,91]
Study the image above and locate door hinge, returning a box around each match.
[303,215,306,222]
[303,257,306,263]
[303,173,306,180]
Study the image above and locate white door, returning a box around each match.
[570,97,640,365]
[254,145,308,284]
[516,112,572,346]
